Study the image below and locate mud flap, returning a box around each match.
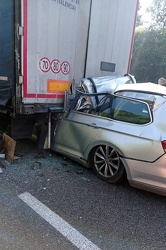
[0,132,16,163]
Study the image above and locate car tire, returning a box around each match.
[91,145,125,184]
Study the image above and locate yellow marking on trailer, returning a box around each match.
[47,79,70,93]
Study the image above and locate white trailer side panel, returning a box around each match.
[21,0,138,105]
[22,0,90,104]
[85,0,138,78]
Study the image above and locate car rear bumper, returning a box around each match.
[125,154,166,196]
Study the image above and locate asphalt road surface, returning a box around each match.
[0,139,166,250]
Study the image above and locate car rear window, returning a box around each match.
[111,96,151,125]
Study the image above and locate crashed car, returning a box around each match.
[52,82,166,196]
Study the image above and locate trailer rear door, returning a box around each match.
[85,0,138,77]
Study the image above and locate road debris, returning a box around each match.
[0,132,16,163]
[0,154,5,159]
[13,155,22,161]
[31,161,42,170]
[0,132,16,173]
[31,161,45,177]
[34,150,46,159]
[76,170,84,175]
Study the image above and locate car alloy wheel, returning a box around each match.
[92,145,125,183]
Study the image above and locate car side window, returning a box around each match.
[94,96,112,118]
[111,96,151,125]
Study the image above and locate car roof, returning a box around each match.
[115,82,166,96]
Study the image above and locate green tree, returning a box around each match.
[148,0,166,31]
[130,0,166,82]
[136,4,143,27]
[130,28,166,83]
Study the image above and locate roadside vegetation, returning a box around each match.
[130,0,166,83]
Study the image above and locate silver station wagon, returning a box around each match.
[52,82,166,196]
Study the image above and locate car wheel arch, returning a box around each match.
[86,142,131,182]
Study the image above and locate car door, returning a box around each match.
[52,93,109,158]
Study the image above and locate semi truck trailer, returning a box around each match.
[0,0,138,146]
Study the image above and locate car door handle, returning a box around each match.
[88,123,99,128]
